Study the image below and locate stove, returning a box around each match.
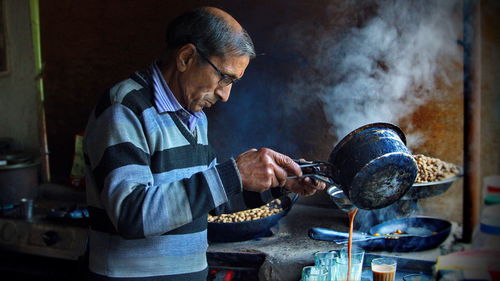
[0,200,89,261]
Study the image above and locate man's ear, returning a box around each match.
[176,44,196,72]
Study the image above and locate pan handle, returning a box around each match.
[308,227,369,242]
[290,159,340,186]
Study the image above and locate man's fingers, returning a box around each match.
[303,184,317,196]
[304,177,326,190]
[316,181,327,190]
[300,177,325,195]
[298,183,316,196]
[272,164,288,187]
[271,151,302,177]
[240,148,258,155]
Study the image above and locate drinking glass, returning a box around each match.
[371,257,397,281]
[301,265,328,281]
[337,246,365,281]
[314,251,338,281]
[20,198,34,220]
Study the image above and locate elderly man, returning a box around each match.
[84,6,325,280]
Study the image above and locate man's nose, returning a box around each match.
[215,85,231,102]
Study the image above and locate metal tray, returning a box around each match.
[401,168,463,200]
[360,254,434,280]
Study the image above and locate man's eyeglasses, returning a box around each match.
[195,47,239,87]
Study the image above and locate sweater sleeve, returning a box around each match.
[84,102,242,239]
[205,151,286,215]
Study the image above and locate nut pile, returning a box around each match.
[414,154,460,183]
[208,199,283,223]
[374,229,406,239]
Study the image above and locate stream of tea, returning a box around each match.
[347,208,359,281]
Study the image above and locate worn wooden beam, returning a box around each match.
[462,0,481,243]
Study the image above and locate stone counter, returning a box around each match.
[207,204,463,281]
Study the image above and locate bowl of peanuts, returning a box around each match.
[207,194,297,243]
[402,154,463,200]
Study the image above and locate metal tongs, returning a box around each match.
[288,159,336,185]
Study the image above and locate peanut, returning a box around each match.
[414,154,460,183]
[208,199,283,223]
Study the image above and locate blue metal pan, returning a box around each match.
[309,216,451,252]
[208,194,298,243]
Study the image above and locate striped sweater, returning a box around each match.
[83,71,283,280]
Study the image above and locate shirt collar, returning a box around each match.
[149,60,204,119]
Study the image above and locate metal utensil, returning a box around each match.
[402,168,463,200]
[336,232,432,244]
[207,194,299,243]
[309,227,433,244]
[288,159,337,185]
[19,198,34,220]
[328,123,418,209]
[308,217,451,252]
[291,123,418,210]
[326,185,356,211]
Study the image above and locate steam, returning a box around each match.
[287,0,461,147]
[356,201,422,232]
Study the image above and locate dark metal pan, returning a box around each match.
[327,123,418,210]
[208,194,298,243]
[309,216,451,252]
[290,123,418,210]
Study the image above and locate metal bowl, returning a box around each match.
[207,194,297,243]
[401,167,463,200]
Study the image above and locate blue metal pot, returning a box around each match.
[328,123,418,210]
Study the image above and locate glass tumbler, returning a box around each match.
[336,246,365,281]
[301,265,328,281]
[371,257,397,281]
[314,251,338,281]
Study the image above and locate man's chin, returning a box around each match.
[202,102,215,110]
[191,105,204,112]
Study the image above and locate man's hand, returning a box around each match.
[284,176,326,197]
[236,148,302,192]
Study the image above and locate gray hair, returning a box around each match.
[165,7,256,59]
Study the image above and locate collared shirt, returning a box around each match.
[149,60,203,132]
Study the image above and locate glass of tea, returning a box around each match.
[337,246,365,281]
[371,257,397,281]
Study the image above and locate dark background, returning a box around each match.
[39,0,462,178]
[40,0,349,181]
[38,0,500,220]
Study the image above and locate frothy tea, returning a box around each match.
[372,264,396,281]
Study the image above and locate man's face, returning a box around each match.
[180,52,250,112]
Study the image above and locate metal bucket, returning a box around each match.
[0,153,39,206]
[328,123,417,210]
